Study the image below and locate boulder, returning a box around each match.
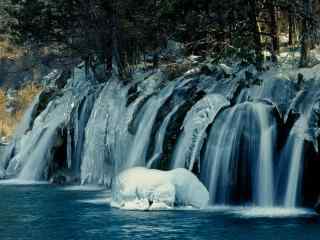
[50,174,67,185]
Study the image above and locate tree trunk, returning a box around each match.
[248,0,263,70]
[106,48,113,74]
[288,6,296,46]
[268,1,279,62]
[300,0,312,68]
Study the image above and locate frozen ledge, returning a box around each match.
[111,167,209,210]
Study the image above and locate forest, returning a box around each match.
[1,0,320,78]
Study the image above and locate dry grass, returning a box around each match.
[0,37,25,59]
[162,62,192,80]
[0,36,42,139]
[0,83,42,139]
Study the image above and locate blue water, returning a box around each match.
[0,184,320,240]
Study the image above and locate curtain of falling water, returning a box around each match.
[201,102,276,206]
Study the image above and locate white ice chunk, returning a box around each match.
[111,167,209,210]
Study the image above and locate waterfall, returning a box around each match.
[4,67,96,181]
[280,88,320,208]
[80,71,174,184]
[71,92,98,173]
[254,103,275,206]
[16,90,78,180]
[147,102,184,168]
[126,83,175,168]
[1,91,43,169]
[17,86,92,180]
[202,105,241,204]
[5,62,320,209]
[80,80,129,185]
[18,127,57,180]
[283,137,304,207]
[14,92,42,137]
[202,102,276,206]
[282,116,309,207]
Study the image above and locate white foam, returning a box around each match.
[231,207,314,218]
[0,179,48,185]
[205,205,237,212]
[77,191,112,205]
[60,185,106,191]
[78,198,109,205]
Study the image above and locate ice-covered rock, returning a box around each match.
[42,69,71,89]
[172,94,230,170]
[162,40,185,58]
[111,167,209,210]
[5,88,18,114]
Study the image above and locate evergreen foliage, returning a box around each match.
[1,0,320,77]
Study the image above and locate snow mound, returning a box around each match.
[111,167,209,210]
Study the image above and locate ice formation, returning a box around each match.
[111,167,209,210]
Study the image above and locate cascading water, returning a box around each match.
[201,106,237,204]
[4,61,320,210]
[254,103,276,206]
[70,91,98,173]
[281,115,309,207]
[283,137,304,207]
[16,91,78,180]
[18,127,58,180]
[201,102,277,206]
[1,91,42,170]
[126,83,176,168]
[80,72,174,184]
[80,80,129,185]
[279,89,320,208]
[147,102,185,168]
[4,67,97,181]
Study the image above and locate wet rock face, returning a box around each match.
[50,174,67,185]
[300,142,320,208]
[0,143,6,178]
[50,171,80,185]
[315,199,320,214]
[42,69,71,89]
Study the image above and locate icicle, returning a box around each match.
[67,127,72,169]
[171,94,230,171]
